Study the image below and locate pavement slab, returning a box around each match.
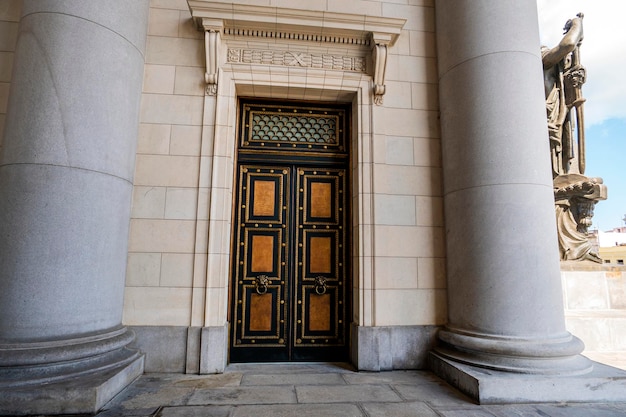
[30,363,626,417]
[186,385,297,406]
[296,384,402,403]
[231,403,363,417]
[241,372,346,386]
[361,401,440,417]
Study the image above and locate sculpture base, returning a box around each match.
[429,352,626,404]
[0,355,144,416]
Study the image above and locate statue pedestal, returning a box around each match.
[554,174,607,262]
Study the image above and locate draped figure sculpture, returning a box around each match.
[542,13,606,262]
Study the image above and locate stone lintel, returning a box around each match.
[429,353,626,404]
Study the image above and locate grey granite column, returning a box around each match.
[0,1,148,414]
[431,0,593,389]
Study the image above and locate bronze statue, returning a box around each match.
[542,13,585,178]
[542,13,607,263]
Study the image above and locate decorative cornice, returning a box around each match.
[187,1,406,103]
[187,2,404,45]
[223,28,371,46]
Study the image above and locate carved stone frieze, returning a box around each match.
[227,48,366,73]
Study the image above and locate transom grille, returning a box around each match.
[239,100,348,155]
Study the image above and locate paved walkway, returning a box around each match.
[88,363,626,417]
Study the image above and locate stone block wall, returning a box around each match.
[369,0,447,326]
[124,0,206,328]
[120,0,446,370]
[0,0,22,152]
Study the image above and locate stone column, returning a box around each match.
[431,0,594,400]
[0,1,148,414]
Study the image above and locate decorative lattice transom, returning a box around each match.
[250,112,337,144]
[239,101,349,156]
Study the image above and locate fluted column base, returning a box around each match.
[435,327,592,375]
[0,327,144,415]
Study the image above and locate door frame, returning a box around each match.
[228,99,352,362]
[194,68,377,372]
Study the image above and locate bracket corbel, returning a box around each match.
[201,18,223,95]
[371,33,393,106]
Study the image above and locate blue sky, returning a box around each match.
[537,0,626,231]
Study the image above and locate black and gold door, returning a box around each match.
[229,100,350,362]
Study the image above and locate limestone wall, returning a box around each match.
[122,0,446,338]
[123,0,205,327]
[0,0,21,153]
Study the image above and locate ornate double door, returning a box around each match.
[229,100,350,362]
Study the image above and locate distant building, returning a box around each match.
[599,224,626,265]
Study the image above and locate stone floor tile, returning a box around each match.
[533,403,626,417]
[157,405,233,417]
[105,386,192,412]
[227,362,354,374]
[482,404,552,416]
[393,382,476,406]
[241,372,346,386]
[231,403,364,417]
[361,401,440,417]
[169,373,243,388]
[98,411,154,417]
[186,385,297,405]
[613,403,626,412]
[342,370,440,385]
[296,384,402,403]
[434,409,499,417]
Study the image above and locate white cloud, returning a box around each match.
[537,0,626,126]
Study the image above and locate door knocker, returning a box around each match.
[314,276,327,295]
[255,275,269,295]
